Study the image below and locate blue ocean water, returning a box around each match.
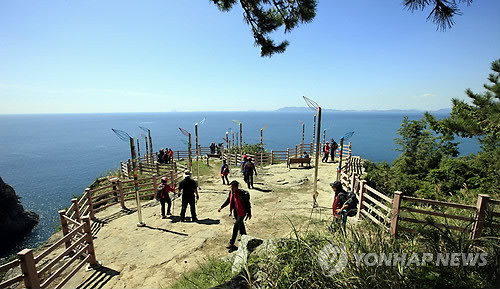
[0,111,479,257]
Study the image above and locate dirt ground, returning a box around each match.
[62,159,341,289]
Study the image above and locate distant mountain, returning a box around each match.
[276,107,452,114]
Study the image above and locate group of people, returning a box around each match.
[156,169,251,250]
[209,142,223,155]
[322,139,339,163]
[220,155,257,189]
[158,148,174,164]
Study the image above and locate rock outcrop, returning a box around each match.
[0,177,39,250]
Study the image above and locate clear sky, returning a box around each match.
[0,0,499,114]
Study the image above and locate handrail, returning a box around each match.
[40,244,89,288]
[0,258,20,271]
[38,234,87,276]
[402,196,477,211]
[34,223,85,263]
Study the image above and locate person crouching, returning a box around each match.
[218,180,252,249]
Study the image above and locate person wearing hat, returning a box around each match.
[243,157,257,189]
[178,170,199,222]
[218,180,252,249]
[330,181,358,229]
[155,177,176,219]
[322,141,330,163]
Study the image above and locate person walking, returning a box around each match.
[244,157,257,189]
[218,180,251,250]
[178,170,199,222]
[221,160,230,185]
[155,177,175,219]
[322,141,330,163]
[240,155,249,184]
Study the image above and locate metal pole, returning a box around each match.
[312,114,316,144]
[195,124,199,185]
[148,129,153,163]
[231,130,234,151]
[323,129,326,147]
[302,123,305,154]
[130,138,145,226]
[144,136,149,165]
[313,108,322,207]
[188,133,193,173]
[336,137,345,181]
[136,138,141,163]
[239,123,243,151]
[226,131,229,150]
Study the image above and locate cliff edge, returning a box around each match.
[0,177,39,250]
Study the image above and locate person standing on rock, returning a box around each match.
[218,180,252,250]
[155,177,176,219]
[178,170,199,222]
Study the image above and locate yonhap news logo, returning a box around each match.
[317,242,488,276]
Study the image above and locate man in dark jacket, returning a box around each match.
[178,170,199,222]
[331,181,358,229]
[218,180,252,249]
[244,157,257,189]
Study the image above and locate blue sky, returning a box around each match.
[0,0,499,114]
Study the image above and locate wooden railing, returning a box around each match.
[340,156,499,240]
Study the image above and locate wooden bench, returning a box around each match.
[206,153,221,159]
[287,157,311,168]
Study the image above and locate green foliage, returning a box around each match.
[228,143,264,156]
[169,257,233,289]
[365,59,500,201]
[211,0,317,57]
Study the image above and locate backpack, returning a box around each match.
[244,161,254,173]
[223,164,229,174]
[346,191,358,209]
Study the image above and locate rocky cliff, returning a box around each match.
[0,177,39,250]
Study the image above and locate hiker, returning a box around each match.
[301,151,309,159]
[158,149,165,164]
[210,142,216,154]
[155,177,175,219]
[221,160,230,185]
[163,147,170,164]
[240,155,249,184]
[168,148,174,164]
[330,181,358,228]
[178,170,199,222]
[322,142,330,163]
[244,157,257,189]
[330,139,338,162]
[218,180,252,250]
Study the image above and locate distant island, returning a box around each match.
[275,107,452,114]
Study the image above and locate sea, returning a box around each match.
[0,111,480,258]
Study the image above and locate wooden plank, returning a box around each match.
[63,215,82,227]
[54,255,90,289]
[402,196,476,211]
[363,202,390,222]
[488,199,500,206]
[38,234,87,276]
[363,193,392,213]
[93,190,116,200]
[401,206,475,222]
[361,209,382,226]
[0,274,24,288]
[491,211,500,218]
[399,217,472,232]
[35,223,85,263]
[365,185,393,203]
[40,244,89,289]
[89,183,115,193]
[93,196,119,207]
[0,258,20,271]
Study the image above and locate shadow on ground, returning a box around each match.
[76,266,120,289]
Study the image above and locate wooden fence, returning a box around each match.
[340,157,500,239]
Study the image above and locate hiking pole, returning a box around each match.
[112,129,145,227]
[303,96,322,207]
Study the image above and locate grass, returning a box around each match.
[169,257,234,289]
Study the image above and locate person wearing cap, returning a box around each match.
[155,177,176,219]
[243,157,257,189]
[218,180,252,249]
[178,170,199,222]
[240,155,249,184]
[330,181,358,229]
[322,141,330,163]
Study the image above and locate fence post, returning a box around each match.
[295,145,298,157]
[18,249,40,289]
[155,161,160,175]
[127,158,132,179]
[71,198,81,223]
[58,209,71,249]
[110,178,119,204]
[117,180,125,209]
[82,216,99,268]
[356,180,366,219]
[120,161,124,178]
[170,170,174,187]
[173,161,177,175]
[350,173,357,192]
[85,188,95,220]
[471,194,490,240]
[271,151,274,165]
[152,174,158,198]
[391,191,403,237]
[139,162,143,174]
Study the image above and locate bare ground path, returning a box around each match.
[62,160,341,289]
